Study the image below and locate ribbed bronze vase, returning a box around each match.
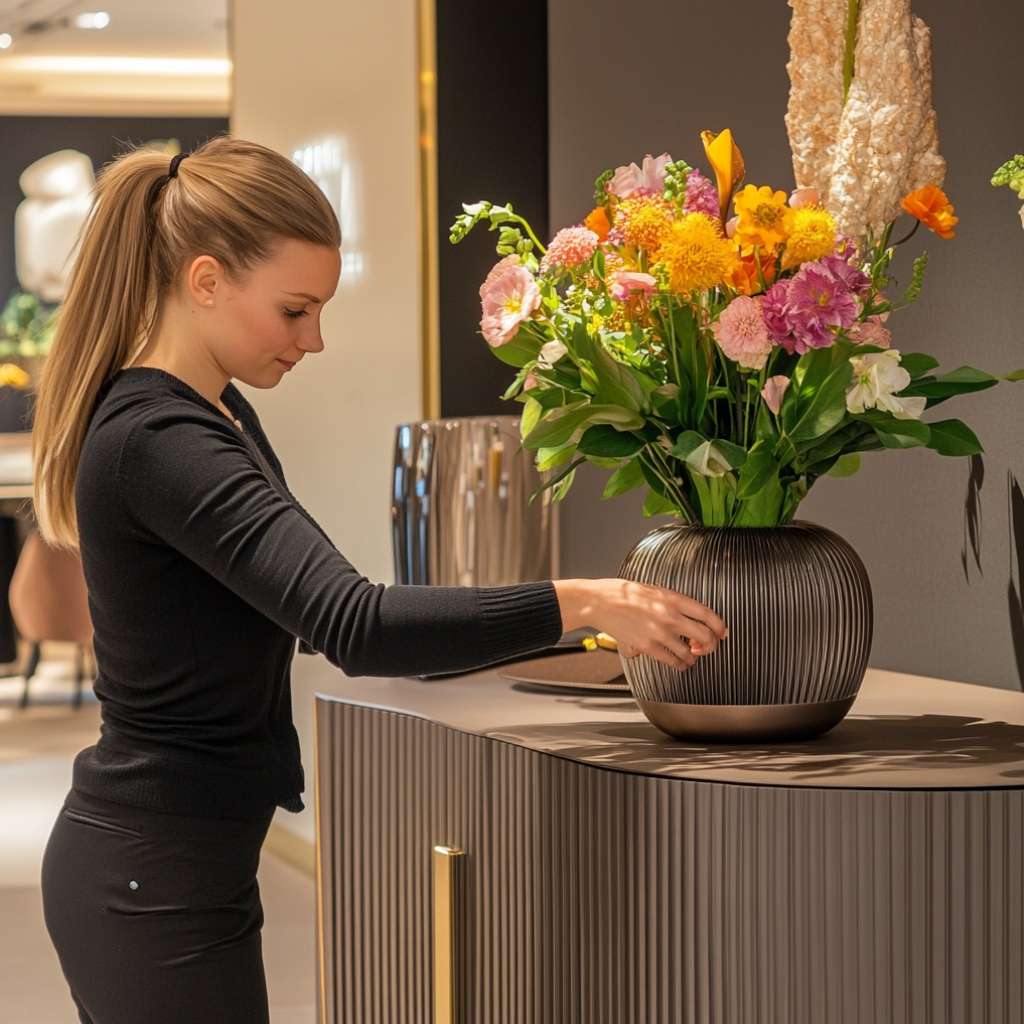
[617,520,872,742]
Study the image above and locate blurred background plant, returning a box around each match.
[0,290,57,364]
[991,155,1024,228]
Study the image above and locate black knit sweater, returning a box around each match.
[71,367,564,819]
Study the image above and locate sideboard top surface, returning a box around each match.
[312,659,1024,790]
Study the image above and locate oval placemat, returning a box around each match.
[498,648,631,694]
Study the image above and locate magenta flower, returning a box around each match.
[609,270,657,301]
[818,253,871,297]
[479,255,542,348]
[761,375,791,415]
[683,169,719,220]
[608,153,672,198]
[785,264,860,353]
[539,225,599,274]
[712,295,774,370]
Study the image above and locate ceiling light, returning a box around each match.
[0,33,12,50]
[73,12,111,30]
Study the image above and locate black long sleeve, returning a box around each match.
[71,367,564,818]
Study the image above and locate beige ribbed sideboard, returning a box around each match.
[313,663,1024,1024]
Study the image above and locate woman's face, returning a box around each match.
[196,237,341,388]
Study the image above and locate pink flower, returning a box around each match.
[761,280,793,344]
[523,370,540,391]
[539,225,599,273]
[712,295,774,370]
[847,313,892,348]
[608,152,672,198]
[609,270,657,301]
[683,169,720,220]
[479,255,541,348]
[789,187,820,209]
[761,375,791,415]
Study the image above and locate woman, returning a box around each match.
[33,135,728,1023]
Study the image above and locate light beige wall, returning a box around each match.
[230,0,423,841]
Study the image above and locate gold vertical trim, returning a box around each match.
[313,699,328,1022]
[432,844,463,1023]
[416,0,440,420]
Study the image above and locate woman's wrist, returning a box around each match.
[551,578,604,632]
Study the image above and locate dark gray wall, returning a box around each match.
[550,1,1024,690]
[0,116,229,305]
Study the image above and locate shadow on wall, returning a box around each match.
[1008,472,1024,689]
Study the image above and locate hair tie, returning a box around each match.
[168,151,189,179]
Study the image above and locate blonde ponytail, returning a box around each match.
[31,135,341,550]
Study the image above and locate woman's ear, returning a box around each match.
[185,254,225,308]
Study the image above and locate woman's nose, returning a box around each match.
[299,327,326,354]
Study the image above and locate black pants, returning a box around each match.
[40,787,276,1024]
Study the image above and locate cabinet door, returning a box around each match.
[315,700,488,1024]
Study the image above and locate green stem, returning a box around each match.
[513,214,546,255]
[643,445,698,523]
[843,0,860,103]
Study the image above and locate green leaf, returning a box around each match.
[712,439,748,469]
[900,353,940,379]
[733,471,783,525]
[855,410,931,449]
[827,452,861,477]
[670,430,705,460]
[1003,368,1024,382]
[521,400,590,449]
[642,489,678,518]
[491,327,544,368]
[736,448,778,499]
[602,458,645,498]
[529,455,586,505]
[519,395,543,440]
[569,320,646,412]
[902,366,999,402]
[536,444,578,471]
[578,424,644,459]
[788,358,854,443]
[926,419,984,457]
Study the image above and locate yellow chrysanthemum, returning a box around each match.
[654,213,738,295]
[780,206,836,270]
[733,185,789,249]
[614,195,674,255]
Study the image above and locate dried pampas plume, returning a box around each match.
[785,0,946,240]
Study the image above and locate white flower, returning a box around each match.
[846,349,927,420]
[685,440,732,478]
[537,339,567,369]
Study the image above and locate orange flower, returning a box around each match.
[728,247,777,296]
[900,185,958,239]
[584,206,611,241]
[700,128,745,223]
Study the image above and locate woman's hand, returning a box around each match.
[552,578,729,672]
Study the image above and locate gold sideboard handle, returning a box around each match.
[433,845,464,1024]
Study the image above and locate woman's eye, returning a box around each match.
[284,308,308,319]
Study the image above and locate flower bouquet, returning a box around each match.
[450,130,1022,529]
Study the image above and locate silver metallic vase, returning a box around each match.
[391,415,559,586]
[617,520,872,742]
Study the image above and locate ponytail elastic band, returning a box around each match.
[168,151,189,178]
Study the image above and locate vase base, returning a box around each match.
[636,695,857,743]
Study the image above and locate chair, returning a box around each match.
[8,528,94,708]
